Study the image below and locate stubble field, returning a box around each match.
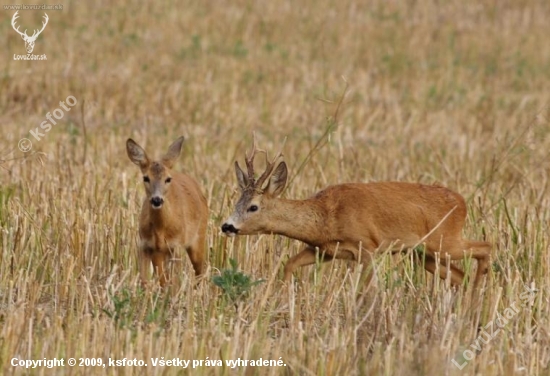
[1,1,549,375]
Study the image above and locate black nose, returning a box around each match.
[221,223,238,234]
[151,197,164,207]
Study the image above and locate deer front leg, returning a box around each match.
[187,231,206,279]
[151,251,169,287]
[283,246,326,282]
[283,243,363,283]
[139,246,153,287]
[333,242,376,289]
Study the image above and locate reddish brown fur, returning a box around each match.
[127,137,208,287]
[222,142,492,288]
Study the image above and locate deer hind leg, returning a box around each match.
[464,240,492,288]
[151,251,169,287]
[425,239,491,288]
[421,253,464,286]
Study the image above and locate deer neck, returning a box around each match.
[264,198,324,245]
[147,195,177,230]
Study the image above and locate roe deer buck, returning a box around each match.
[221,137,492,288]
[127,137,208,287]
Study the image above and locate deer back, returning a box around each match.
[311,182,467,250]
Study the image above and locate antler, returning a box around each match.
[243,133,285,190]
[11,11,27,38]
[30,13,48,39]
[11,12,48,40]
[244,133,260,183]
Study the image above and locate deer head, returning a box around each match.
[11,11,49,54]
[126,137,184,210]
[222,135,287,236]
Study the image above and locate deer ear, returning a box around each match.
[126,138,149,169]
[162,136,184,168]
[235,161,248,191]
[265,161,287,197]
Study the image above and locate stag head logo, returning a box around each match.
[11,11,49,54]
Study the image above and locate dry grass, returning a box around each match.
[1,0,550,374]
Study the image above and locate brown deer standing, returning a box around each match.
[221,137,492,288]
[127,137,208,287]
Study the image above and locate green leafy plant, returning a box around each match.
[102,288,169,329]
[212,258,264,303]
[103,288,133,329]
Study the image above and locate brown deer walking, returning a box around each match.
[221,137,491,288]
[127,137,208,287]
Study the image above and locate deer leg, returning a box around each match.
[283,246,330,282]
[284,242,365,283]
[186,242,205,278]
[139,246,153,287]
[151,251,169,287]
[328,243,378,289]
[187,225,207,279]
[421,254,464,286]
[425,239,491,288]
[464,240,492,288]
[356,250,376,289]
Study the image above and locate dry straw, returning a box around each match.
[1,0,549,375]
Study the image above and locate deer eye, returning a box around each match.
[165,177,172,184]
[143,176,150,183]
[247,205,259,212]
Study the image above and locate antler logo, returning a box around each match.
[11,11,49,54]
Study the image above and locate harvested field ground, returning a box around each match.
[1,1,549,375]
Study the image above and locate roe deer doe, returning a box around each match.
[127,137,208,287]
[221,137,492,288]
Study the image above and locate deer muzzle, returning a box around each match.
[151,196,164,209]
[221,223,239,236]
